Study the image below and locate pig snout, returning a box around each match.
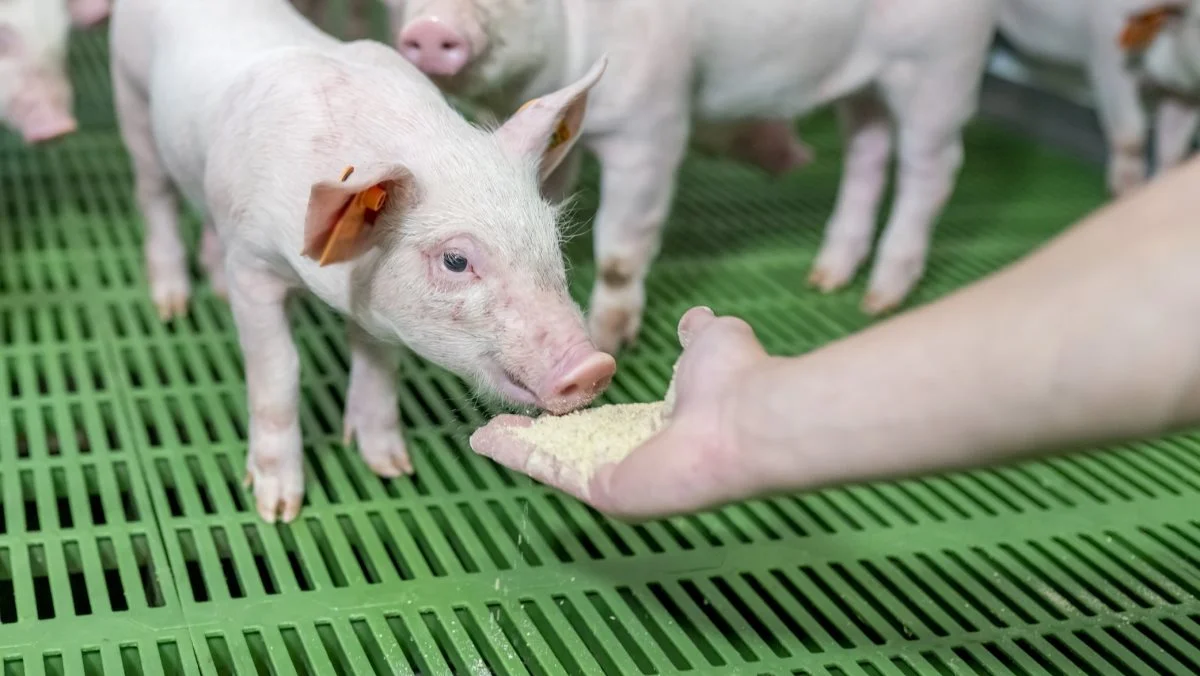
[537,343,616,414]
[399,18,472,77]
[7,83,77,144]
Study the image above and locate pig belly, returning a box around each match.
[690,0,879,119]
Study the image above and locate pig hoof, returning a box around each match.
[1108,153,1147,197]
[588,306,641,355]
[245,455,305,523]
[149,269,191,321]
[807,265,852,293]
[154,293,190,322]
[861,291,902,316]
[346,425,414,478]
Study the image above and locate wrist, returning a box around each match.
[725,355,796,493]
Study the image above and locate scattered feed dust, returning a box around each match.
[510,400,669,475]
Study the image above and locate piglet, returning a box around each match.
[110,0,616,523]
[0,0,109,144]
[1127,1,1200,171]
[390,0,999,353]
[997,0,1199,196]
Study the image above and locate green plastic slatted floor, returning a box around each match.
[4,19,1200,676]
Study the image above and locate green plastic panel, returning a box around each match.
[3,16,1200,676]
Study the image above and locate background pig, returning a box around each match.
[1,0,110,144]
[110,0,615,523]
[390,0,1000,352]
[996,0,1200,194]
[1133,1,1200,169]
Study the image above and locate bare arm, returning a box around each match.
[473,155,1200,520]
[743,155,1200,493]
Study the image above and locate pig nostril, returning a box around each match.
[556,383,581,399]
[441,41,456,50]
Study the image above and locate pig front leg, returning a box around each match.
[200,222,227,300]
[112,65,191,321]
[1154,95,1200,172]
[809,94,892,292]
[587,125,690,354]
[1087,43,1149,195]
[227,262,305,523]
[343,324,413,477]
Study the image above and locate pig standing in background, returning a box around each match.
[110,0,616,523]
[1132,1,1200,168]
[0,0,110,144]
[390,0,999,353]
[997,0,1200,195]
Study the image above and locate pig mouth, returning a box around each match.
[484,363,539,408]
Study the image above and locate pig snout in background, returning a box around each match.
[110,0,614,523]
[0,0,110,144]
[389,0,1000,354]
[996,0,1200,195]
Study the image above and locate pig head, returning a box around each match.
[390,0,560,97]
[300,55,616,414]
[0,0,107,144]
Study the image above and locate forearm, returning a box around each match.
[741,157,1200,491]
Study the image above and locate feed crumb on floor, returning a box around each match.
[511,401,668,474]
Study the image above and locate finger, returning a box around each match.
[677,306,716,348]
[469,415,592,502]
[468,414,534,462]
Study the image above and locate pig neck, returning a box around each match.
[490,0,587,115]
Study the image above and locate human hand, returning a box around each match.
[469,306,772,520]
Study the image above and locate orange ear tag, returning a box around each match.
[1120,5,1182,52]
[317,183,388,267]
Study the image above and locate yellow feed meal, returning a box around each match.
[510,401,668,475]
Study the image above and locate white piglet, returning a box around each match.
[390,0,1000,352]
[110,0,617,523]
[1130,1,1200,169]
[996,0,1200,194]
[0,0,110,144]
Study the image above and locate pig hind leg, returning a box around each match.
[112,65,191,321]
[809,93,892,293]
[227,261,305,523]
[1154,96,1200,172]
[863,57,978,314]
[343,323,413,478]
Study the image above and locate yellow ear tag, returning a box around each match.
[515,97,572,151]
[318,168,388,267]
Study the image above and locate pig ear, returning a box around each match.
[302,163,418,266]
[67,0,112,27]
[494,55,608,182]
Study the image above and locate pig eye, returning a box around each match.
[442,251,469,273]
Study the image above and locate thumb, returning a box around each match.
[678,306,716,348]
